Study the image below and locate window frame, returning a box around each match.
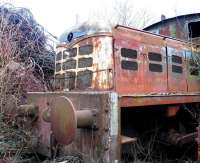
[121,48,138,71]
[121,48,137,59]
[148,52,163,73]
[148,52,162,62]
[79,45,93,55]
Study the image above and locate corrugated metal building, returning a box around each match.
[144,13,200,44]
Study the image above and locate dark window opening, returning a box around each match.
[77,70,93,89]
[63,50,68,59]
[55,74,64,89]
[188,21,200,38]
[78,57,93,68]
[121,48,137,59]
[172,65,183,73]
[190,67,199,76]
[56,63,61,72]
[0,57,2,68]
[64,71,75,90]
[56,52,62,61]
[121,60,138,70]
[148,52,162,62]
[149,63,163,72]
[63,48,77,59]
[172,55,182,64]
[62,59,76,70]
[79,45,93,55]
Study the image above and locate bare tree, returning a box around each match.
[88,0,154,29]
[59,0,154,42]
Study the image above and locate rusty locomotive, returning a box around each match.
[24,24,200,162]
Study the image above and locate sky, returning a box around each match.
[1,0,200,37]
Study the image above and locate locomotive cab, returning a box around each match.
[55,33,114,91]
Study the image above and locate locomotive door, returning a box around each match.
[141,44,168,93]
[113,27,168,94]
[166,39,187,92]
[113,29,145,94]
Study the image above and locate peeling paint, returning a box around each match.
[109,92,118,136]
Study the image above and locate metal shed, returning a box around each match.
[144,13,200,44]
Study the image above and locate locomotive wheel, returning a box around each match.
[50,96,77,145]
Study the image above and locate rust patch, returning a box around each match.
[51,96,76,145]
[55,35,113,91]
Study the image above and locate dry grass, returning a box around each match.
[0,3,55,162]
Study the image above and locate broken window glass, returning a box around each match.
[63,48,77,59]
[188,21,200,38]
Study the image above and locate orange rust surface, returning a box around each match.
[166,105,180,117]
[166,39,187,93]
[113,27,168,94]
[56,34,113,90]
[113,26,200,106]
[51,96,76,145]
[27,96,52,156]
[27,91,120,162]
[55,25,200,106]
[120,95,200,107]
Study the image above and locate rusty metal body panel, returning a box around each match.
[166,39,187,92]
[55,26,200,107]
[55,33,113,91]
[113,26,168,94]
[112,25,200,106]
[24,25,200,162]
[27,91,120,163]
[120,93,200,107]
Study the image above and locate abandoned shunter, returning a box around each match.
[22,14,200,162]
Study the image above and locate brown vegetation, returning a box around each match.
[0,3,55,162]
